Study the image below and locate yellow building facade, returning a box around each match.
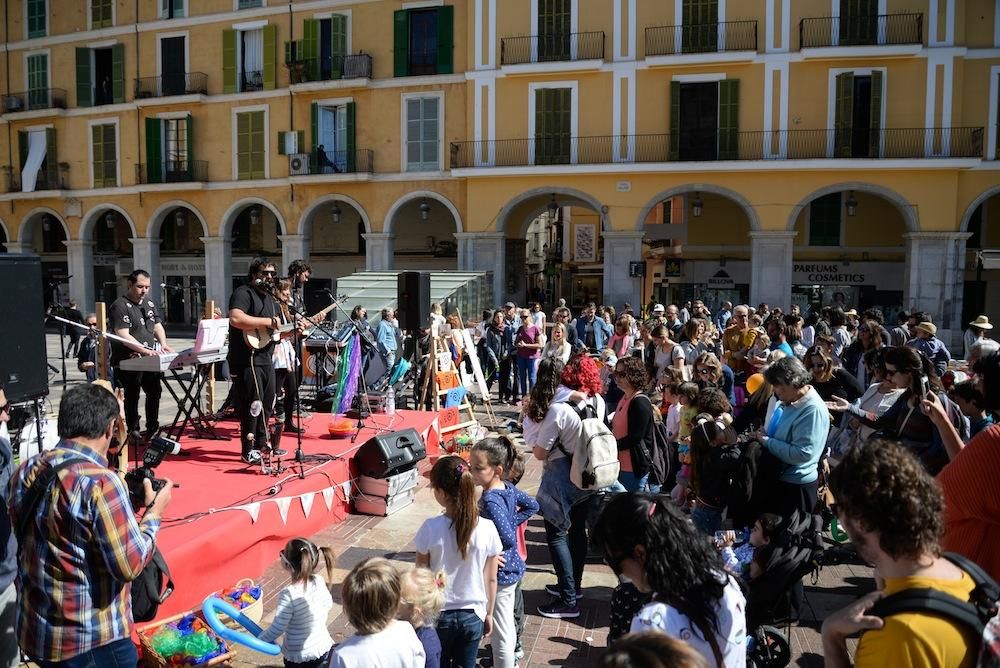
[1,0,998,346]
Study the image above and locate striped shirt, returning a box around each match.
[257,576,334,662]
[8,440,160,662]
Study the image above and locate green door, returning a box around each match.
[236,111,265,180]
[682,0,718,53]
[27,54,48,110]
[538,0,570,62]
[535,88,571,165]
[840,0,877,46]
[92,124,117,188]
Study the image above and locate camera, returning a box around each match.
[125,435,181,508]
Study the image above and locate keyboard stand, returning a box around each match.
[161,364,225,442]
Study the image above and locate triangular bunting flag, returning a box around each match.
[299,492,315,518]
[274,497,292,525]
[240,502,261,524]
[322,487,335,511]
[341,480,352,498]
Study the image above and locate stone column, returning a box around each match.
[278,234,309,276]
[904,232,971,350]
[3,240,30,254]
[130,237,161,300]
[202,236,232,309]
[456,232,505,304]
[750,231,797,309]
[363,233,394,271]
[601,231,645,309]
[65,240,96,309]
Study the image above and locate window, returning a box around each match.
[146,116,194,183]
[669,79,739,161]
[682,0,719,53]
[809,193,842,246]
[91,0,113,28]
[238,0,262,9]
[534,88,571,165]
[75,44,125,107]
[91,123,117,188]
[404,95,441,171]
[18,128,56,192]
[393,6,453,77]
[27,53,49,110]
[160,0,184,18]
[834,71,883,158]
[294,15,348,82]
[27,0,46,38]
[236,110,266,180]
[311,101,357,173]
[223,26,277,93]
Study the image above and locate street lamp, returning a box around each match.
[845,191,859,217]
[174,209,186,227]
[331,201,342,224]
[106,210,119,229]
[419,199,431,221]
[42,215,52,232]
[691,192,704,218]
[547,194,559,218]
[249,206,260,226]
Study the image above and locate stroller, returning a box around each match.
[745,510,826,667]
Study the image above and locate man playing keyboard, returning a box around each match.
[110,269,174,437]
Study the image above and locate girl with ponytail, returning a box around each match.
[470,437,539,668]
[415,456,503,668]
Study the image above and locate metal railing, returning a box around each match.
[134,72,208,98]
[449,127,983,168]
[240,70,264,92]
[2,88,67,113]
[7,167,64,192]
[645,20,758,56]
[800,13,923,48]
[136,160,209,184]
[287,53,373,84]
[500,31,605,65]
[296,149,375,175]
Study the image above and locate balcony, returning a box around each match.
[136,160,209,185]
[2,88,67,113]
[500,31,605,66]
[5,166,66,192]
[289,149,374,176]
[645,20,757,56]
[449,127,983,169]
[286,53,373,84]
[800,13,923,48]
[240,70,264,92]
[134,73,208,99]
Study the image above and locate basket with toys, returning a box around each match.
[212,579,263,630]
[137,609,236,667]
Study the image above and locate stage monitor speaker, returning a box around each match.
[0,255,49,404]
[397,271,430,332]
[354,427,427,478]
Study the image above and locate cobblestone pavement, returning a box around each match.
[27,334,871,666]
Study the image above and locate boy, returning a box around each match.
[949,380,994,439]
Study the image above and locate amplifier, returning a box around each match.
[353,487,416,517]
[357,468,420,497]
[353,428,426,478]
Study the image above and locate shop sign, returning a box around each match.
[161,260,206,273]
[792,262,900,287]
[706,271,735,289]
[664,259,683,277]
[92,253,117,266]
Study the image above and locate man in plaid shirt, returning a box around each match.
[8,384,173,666]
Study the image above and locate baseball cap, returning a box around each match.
[652,304,665,313]
[504,301,516,309]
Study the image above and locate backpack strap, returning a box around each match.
[870,588,986,635]
[149,547,175,604]
[552,398,596,460]
[15,457,90,558]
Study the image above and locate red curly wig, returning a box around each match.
[561,354,604,397]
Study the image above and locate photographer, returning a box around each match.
[8,383,172,666]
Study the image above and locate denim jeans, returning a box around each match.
[437,609,484,668]
[516,356,537,396]
[37,638,137,668]
[691,500,723,535]
[618,470,649,492]
[543,498,594,606]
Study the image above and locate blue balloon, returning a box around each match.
[201,596,281,656]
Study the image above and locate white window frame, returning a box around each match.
[527,80,579,165]
[988,65,1000,161]
[530,0,579,60]
[87,0,116,31]
[156,31,190,95]
[235,0,266,10]
[312,10,353,54]
[805,192,846,247]
[673,0,727,51]
[159,0,186,19]
[826,67,887,158]
[231,104,270,181]
[24,0,48,40]
[87,117,121,189]
[401,91,445,172]
[232,21,267,93]
[23,48,51,103]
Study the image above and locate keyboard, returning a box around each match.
[119,348,227,372]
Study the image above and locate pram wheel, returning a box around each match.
[748,625,790,668]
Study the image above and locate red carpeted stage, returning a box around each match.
[145,410,441,620]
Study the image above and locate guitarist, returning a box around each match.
[227,258,301,464]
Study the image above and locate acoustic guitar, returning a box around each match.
[244,293,348,350]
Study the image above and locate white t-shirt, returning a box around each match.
[522,386,607,461]
[257,576,334,662]
[413,515,502,620]
[630,574,747,668]
[328,619,425,668]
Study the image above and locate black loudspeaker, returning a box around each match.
[354,428,427,478]
[0,255,48,403]
[397,271,431,332]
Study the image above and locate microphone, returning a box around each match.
[160,283,183,291]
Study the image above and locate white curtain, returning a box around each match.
[243,29,263,77]
[21,130,47,193]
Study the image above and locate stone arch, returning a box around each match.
[0,217,8,244]
[384,191,463,235]
[300,194,372,237]
[497,186,606,237]
[634,184,761,232]
[18,207,70,243]
[147,200,210,238]
[786,182,918,233]
[219,198,287,238]
[80,204,138,240]
[959,186,1000,233]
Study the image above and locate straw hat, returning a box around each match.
[845,309,858,317]
[913,322,937,336]
[968,315,993,330]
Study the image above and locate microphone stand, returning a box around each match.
[326,301,384,443]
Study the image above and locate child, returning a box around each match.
[671,382,700,506]
[661,382,682,443]
[717,513,782,580]
[399,568,446,668]
[257,538,335,668]
[470,437,539,668]
[504,450,529,662]
[414,456,503,668]
[748,333,771,370]
[689,413,741,535]
[328,557,425,668]
[949,380,994,438]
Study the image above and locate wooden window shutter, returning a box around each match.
[311,102,319,152]
[262,24,277,90]
[296,130,305,155]
[718,79,739,160]
[251,111,266,178]
[303,19,320,81]
[436,5,454,75]
[834,72,854,158]
[91,125,102,187]
[112,43,125,103]
[45,128,56,186]
[277,131,288,156]
[669,81,680,161]
[145,117,162,183]
[18,132,28,170]
[330,15,346,79]
[868,70,882,158]
[236,113,249,179]
[76,48,93,107]
[222,30,237,94]
[186,113,194,166]
[393,10,410,77]
[346,101,357,172]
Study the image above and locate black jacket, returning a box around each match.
[616,394,655,478]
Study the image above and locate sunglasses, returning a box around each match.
[0,402,8,414]
[697,368,713,375]
[87,322,98,327]
[811,363,827,370]
[260,270,277,276]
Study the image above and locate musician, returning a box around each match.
[110,269,173,436]
[77,313,111,383]
[227,258,303,464]
[287,259,311,313]
[273,280,304,434]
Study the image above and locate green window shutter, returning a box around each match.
[92,125,103,187]
[27,0,46,38]
[535,89,570,165]
[27,53,48,109]
[105,125,117,186]
[237,112,250,179]
[436,5,454,75]
[45,128,56,185]
[311,102,319,152]
[112,43,125,103]
[76,48,93,107]
[718,79,739,160]
[277,131,287,155]
[296,130,304,155]
[346,101,357,172]
[302,19,320,81]
[284,41,294,66]
[808,193,841,246]
[145,117,162,184]
[92,0,112,29]
[669,81,680,161]
[186,113,194,166]
[222,30,237,94]
[868,70,883,158]
[394,10,410,77]
[262,24,277,90]
[330,15,346,80]
[834,72,854,158]
[18,132,28,170]
[250,111,265,178]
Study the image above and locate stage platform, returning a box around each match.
[146,409,441,620]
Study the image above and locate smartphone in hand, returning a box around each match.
[920,375,930,398]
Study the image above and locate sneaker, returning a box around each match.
[241,450,262,465]
[283,422,305,434]
[295,409,312,419]
[270,447,287,457]
[545,584,581,601]
[514,646,524,660]
[537,601,580,619]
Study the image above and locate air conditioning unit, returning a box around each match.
[289,153,310,175]
[3,96,23,112]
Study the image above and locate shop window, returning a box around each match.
[809,193,841,246]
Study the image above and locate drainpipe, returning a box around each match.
[135,0,142,202]
[5,0,13,197]
[288,2,294,203]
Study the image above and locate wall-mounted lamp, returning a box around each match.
[845,191,859,217]
[691,192,704,218]
[419,199,431,221]
[331,201,342,224]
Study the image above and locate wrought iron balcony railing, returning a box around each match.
[645,20,758,56]
[240,70,264,92]
[134,73,208,99]
[2,88,68,113]
[500,31,605,65]
[6,167,65,192]
[449,127,983,168]
[291,149,374,175]
[800,13,923,48]
[286,53,373,84]
[136,160,209,184]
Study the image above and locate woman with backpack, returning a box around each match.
[611,356,656,492]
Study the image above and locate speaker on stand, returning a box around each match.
[396,271,431,332]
